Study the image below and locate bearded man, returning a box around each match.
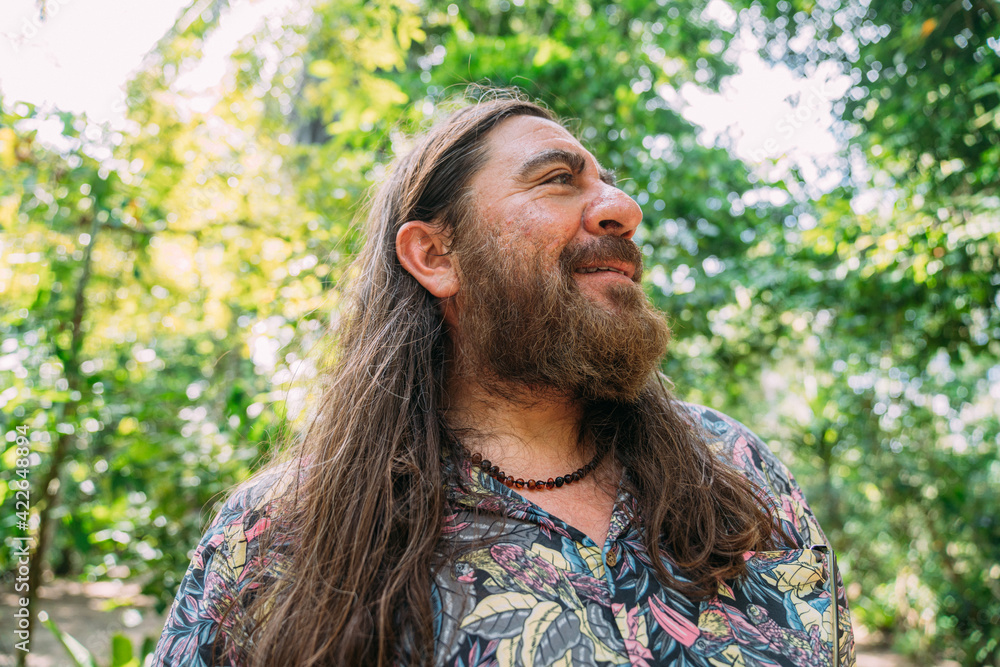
[152,91,856,667]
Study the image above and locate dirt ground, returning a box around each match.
[2,580,923,667]
[1,580,166,667]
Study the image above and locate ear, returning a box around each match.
[396,221,459,298]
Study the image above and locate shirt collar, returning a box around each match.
[444,455,638,544]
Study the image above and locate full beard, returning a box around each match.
[452,232,671,403]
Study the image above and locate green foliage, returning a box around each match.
[721,1,1000,663]
[1,0,997,664]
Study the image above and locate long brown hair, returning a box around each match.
[225,90,781,666]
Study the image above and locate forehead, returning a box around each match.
[477,115,605,181]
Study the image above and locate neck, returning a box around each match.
[444,373,594,479]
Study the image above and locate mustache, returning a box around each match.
[559,235,644,283]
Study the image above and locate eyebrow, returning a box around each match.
[516,148,617,186]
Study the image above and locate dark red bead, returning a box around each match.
[461,451,608,491]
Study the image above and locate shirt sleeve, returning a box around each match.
[685,402,858,664]
[685,403,827,547]
[150,483,277,667]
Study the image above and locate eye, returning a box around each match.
[545,171,574,186]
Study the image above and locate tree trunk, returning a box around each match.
[18,215,99,667]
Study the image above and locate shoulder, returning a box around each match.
[679,403,787,489]
[199,463,300,582]
[150,463,300,666]
[679,402,826,547]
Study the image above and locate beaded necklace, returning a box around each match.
[466,448,605,490]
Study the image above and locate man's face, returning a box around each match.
[459,115,645,309]
[449,115,670,402]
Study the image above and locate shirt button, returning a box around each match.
[605,550,618,567]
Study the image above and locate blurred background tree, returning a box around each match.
[1,0,997,664]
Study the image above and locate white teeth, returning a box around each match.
[578,266,626,275]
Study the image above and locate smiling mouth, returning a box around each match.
[575,266,632,278]
[562,236,643,282]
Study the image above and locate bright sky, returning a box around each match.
[0,0,191,122]
[0,0,849,194]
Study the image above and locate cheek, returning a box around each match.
[487,204,577,259]
[504,233,562,264]
[515,215,573,250]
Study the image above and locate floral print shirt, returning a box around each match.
[152,404,856,666]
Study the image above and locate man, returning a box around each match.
[152,91,856,666]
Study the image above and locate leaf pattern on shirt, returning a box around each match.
[151,404,857,667]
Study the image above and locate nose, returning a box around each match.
[581,182,643,240]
